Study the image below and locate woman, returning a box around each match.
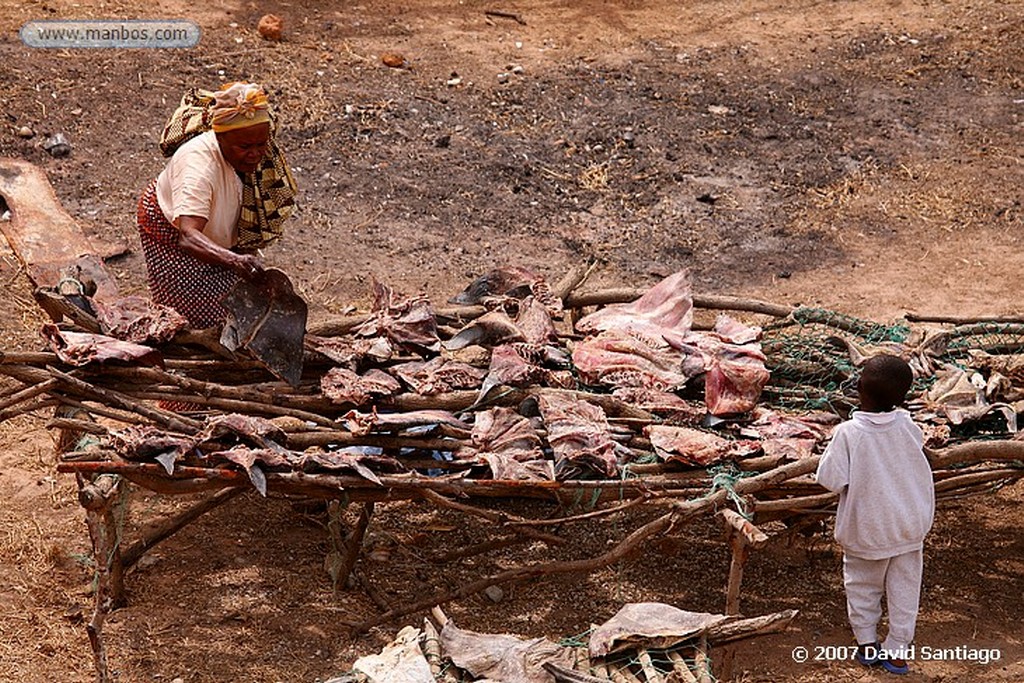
[138,82,296,329]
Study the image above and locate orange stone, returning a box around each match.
[257,14,283,41]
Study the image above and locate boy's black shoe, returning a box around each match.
[881,658,910,675]
[855,642,882,667]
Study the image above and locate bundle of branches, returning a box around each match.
[332,604,797,683]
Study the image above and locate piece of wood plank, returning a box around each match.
[665,651,698,683]
[719,509,769,547]
[0,158,118,300]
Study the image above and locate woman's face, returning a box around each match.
[217,123,271,174]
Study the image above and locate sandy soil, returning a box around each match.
[0,0,1022,681]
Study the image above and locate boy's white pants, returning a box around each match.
[843,549,923,655]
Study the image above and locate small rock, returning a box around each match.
[137,553,162,569]
[707,104,735,116]
[62,605,85,624]
[257,14,283,41]
[446,73,462,87]
[510,64,525,74]
[170,679,185,683]
[434,134,451,148]
[622,130,635,148]
[484,585,504,603]
[367,547,390,563]
[43,133,71,157]
[17,126,34,138]
[496,72,509,83]
[381,51,406,68]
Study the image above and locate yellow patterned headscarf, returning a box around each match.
[211,82,272,132]
[159,84,297,250]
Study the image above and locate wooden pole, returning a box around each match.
[665,650,698,683]
[78,474,122,683]
[121,487,245,569]
[337,501,374,592]
[637,649,663,682]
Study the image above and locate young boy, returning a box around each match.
[816,354,935,675]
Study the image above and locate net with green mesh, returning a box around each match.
[761,308,1024,413]
[761,307,909,411]
[933,322,1024,360]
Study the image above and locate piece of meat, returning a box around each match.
[702,343,771,416]
[575,270,693,339]
[93,295,189,344]
[354,279,440,353]
[305,334,394,368]
[321,367,402,406]
[109,425,195,464]
[462,407,544,459]
[537,392,624,477]
[749,408,836,441]
[444,310,526,350]
[205,445,292,495]
[450,266,540,305]
[686,318,770,416]
[341,408,472,436]
[482,343,549,393]
[645,425,761,466]
[589,603,729,658]
[711,313,761,345]
[515,297,559,345]
[445,296,558,351]
[390,357,486,395]
[571,330,696,391]
[450,267,562,317]
[439,619,575,683]
[41,324,163,367]
[197,414,288,450]
[479,453,555,480]
[211,445,292,471]
[611,388,704,425]
[291,448,395,484]
[760,438,818,460]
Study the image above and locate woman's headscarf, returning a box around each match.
[159,82,297,250]
[211,82,272,132]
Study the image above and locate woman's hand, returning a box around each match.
[231,253,265,281]
[177,215,264,281]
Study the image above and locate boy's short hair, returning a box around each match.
[859,354,914,410]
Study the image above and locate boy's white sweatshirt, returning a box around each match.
[816,410,934,560]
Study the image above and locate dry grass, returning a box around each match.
[578,162,610,190]
[809,158,879,209]
[0,432,90,683]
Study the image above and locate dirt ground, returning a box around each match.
[1,0,1022,681]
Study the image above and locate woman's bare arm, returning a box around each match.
[176,215,263,280]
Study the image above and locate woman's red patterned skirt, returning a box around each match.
[137,178,239,330]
